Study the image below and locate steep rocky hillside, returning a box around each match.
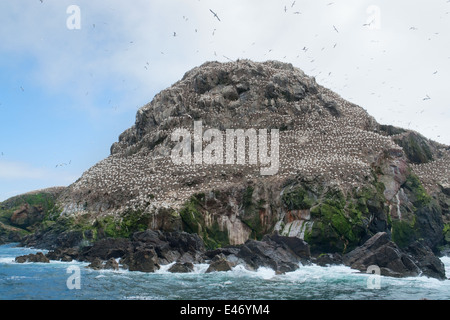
[2,60,449,255]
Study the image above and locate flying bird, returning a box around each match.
[333,25,339,33]
[363,19,375,27]
[423,95,431,100]
[209,9,221,21]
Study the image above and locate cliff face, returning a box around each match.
[3,60,449,254]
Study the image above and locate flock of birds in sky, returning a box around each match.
[1,0,448,171]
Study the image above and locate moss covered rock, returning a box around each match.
[393,132,434,165]
[179,193,230,250]
[0,188,64,241]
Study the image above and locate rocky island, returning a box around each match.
[1,60,449,280]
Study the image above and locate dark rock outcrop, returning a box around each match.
[77,230,205,272]
[15,252,50,264]
[343,232,445,279]
[313,253,344,267]
[344,232,420,277]
[20,229,93,251]
[202,234,311,274]
[206,255,233,273]
[236,239,301,274]
[46,247,80,262]
[405,241,446,280]
[87,257,104,270]
[168,262,194,273]
[10,204,45,228]
[104,257,120,270]
[122,247,160,272]
[131,230,205,265]
[268,233,311,259]
[79,237,133,261]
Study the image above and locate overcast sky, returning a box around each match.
[0,0,449,201]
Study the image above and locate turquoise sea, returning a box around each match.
[1,243,450,300]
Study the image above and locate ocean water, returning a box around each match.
[1,243,450,300]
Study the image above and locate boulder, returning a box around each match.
[132,229,168,247]
[203,247,244,268]
[87,257,104,270]
[55,230,84,249]
[123,248,160,273]
[46,247,80,262]
[266,233,311,259]
[236,238,301,273]
[168,262,194,273]
[104,258,120,271]
[206,255,233,273]
[203,247,241,260]
[343,232,421,278]
[165,231,205,254]
[79,237,133,261]
[405,241,446,280]
[10,204,44,228]
[15,252,50,264]
[131,230,205,265]
[314,253,344,267]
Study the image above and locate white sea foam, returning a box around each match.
[254,267,277,280]
[440,256,450,279]
[0,257,16,264]
[155,262,176,274]
[126,295,162,300]
[230,264,277,279]
[6,275,30,281]
[193,263,210,274]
